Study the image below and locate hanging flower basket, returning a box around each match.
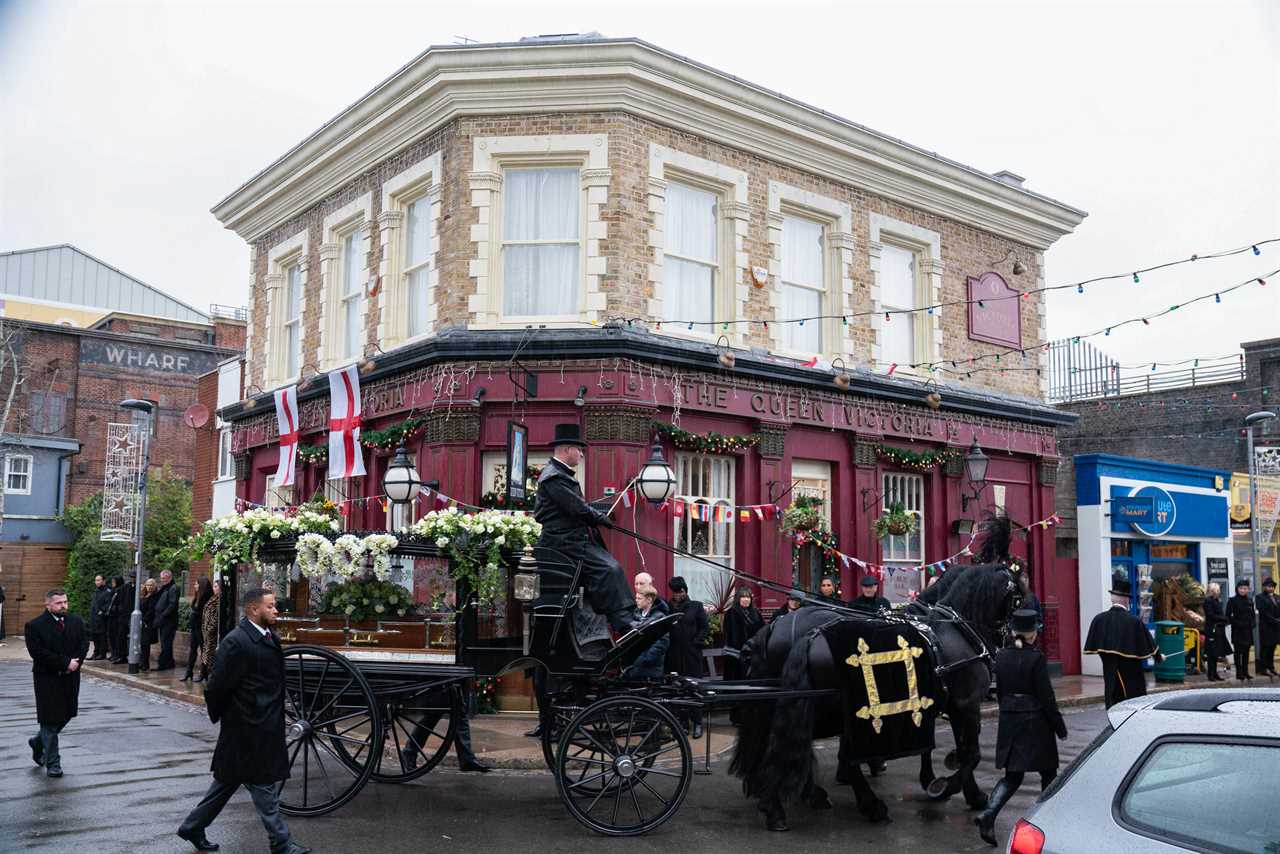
[874,503,917,539]
[781,495,825,533]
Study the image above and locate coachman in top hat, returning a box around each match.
[534,423,638,634]
[1083,571,1161,708]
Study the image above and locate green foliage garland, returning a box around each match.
[361,416,428,450]
[652,421,760,454]
[875,443,960,471]
[296,444,328,465]
[479,464,544,511]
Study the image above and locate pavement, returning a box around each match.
[0,651,1120,854]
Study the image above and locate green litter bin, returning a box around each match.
[1154,621,1184,683]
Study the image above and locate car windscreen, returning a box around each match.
[1116,739,1280,853]
[1037,723,1113,803]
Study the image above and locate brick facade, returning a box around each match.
[241,111,1049,401]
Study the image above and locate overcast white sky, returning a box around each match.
[1,0,1276,375]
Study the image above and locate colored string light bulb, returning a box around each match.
[687,322,694,330]
[1077,284,1083,294]
[1141,318,1150,325]
[885,312,891,322]
[1259,278,1267,286]
[1105,328,1111,336]
[1133,272,1140,283]
[977,300,985,308]
[1214,293,1221,303]
[1253,245,1261,255]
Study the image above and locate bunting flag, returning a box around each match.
[327,364,366,480]
[673,499,685,517]
[619,487,633,509]
[272,384,299,488]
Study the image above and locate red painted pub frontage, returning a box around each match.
[224,327,1081,673]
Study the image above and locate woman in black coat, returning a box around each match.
[1258,577,1278,679]
[1203,583,1233,680]
[183,578,214,683]
[106,577,129,664]
[139,579,158,671]
[975,609,1067,847]
[722,588,763,681]
[1225,580,1257,680]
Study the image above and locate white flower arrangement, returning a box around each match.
[296,533,334,579]
[408,509,542,603]
[363,533,400,581]
[331,534,367,580]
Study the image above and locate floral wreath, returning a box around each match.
[297,533,334,579]
[363,533,400,581]
[331,534,368,579]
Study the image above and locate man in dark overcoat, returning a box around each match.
[89,575,111,659]
[533,423,636,634]
[664,576,709,737]
[154,569,180,670]
[849,574,890,614]
[177,588,309,854]
[1083,572,1161,708]
[1257,577,1278,678]
[109,577,132,664]
[24,588,89,777]
[1225,578,1256,680]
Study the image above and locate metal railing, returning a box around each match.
[1048,338,1244,402]
[208,303,248,321]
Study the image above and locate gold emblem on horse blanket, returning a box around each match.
[845,635,935,733]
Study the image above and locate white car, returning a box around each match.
[1008,689,1280,853]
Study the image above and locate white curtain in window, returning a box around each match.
[663,257,715,324]
[674,453,734,604]
[781,286,822,352]
[666,183,717,260]
[285,264,302,377]
[405,197,431,337]
[880,244,916,366]
[782,216,823,286]
[407,268,429,338]
[342,232,365,358]
[503,168,579,316]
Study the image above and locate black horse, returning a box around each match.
[731,519,1019,831]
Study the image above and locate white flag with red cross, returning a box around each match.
[273,384,300,488]
[327,364,366,480]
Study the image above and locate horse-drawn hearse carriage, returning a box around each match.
[200,500,1023,837]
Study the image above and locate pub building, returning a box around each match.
[212,35,1086,673]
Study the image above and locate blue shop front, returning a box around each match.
[1075,454,1234,677]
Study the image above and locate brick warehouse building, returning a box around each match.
[0,247,245,633]
[212,36,1088,670]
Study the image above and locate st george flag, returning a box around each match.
[273,384,300,488]
[327,364,366,480]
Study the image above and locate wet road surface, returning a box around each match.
[0,661,1109,853]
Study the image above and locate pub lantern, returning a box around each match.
[382,443,423,505]
[960,439,990,511]
[636,441,678,505]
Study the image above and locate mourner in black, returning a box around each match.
[25,588,89,778]
[1258,577,1278,679]
[1203,582,1233,680]
[974,609,1067,846]
[1225,579,1257,681]
[849,574,890,614]
[771,590,805,622]
[177,588,309,854]
[89,575,111,659]
[533,423,636,634]
[1014,565,1043,631]
[665,576,709,738]
[722,587,763,680]
[815,576,843,606]
[183,578,215,682]
[622,589,671,682]
[154,568,180,670]
[140,578,158,670]
[1083,572,1160,708]
[109,577,132,664]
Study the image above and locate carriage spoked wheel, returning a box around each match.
[554,696,692,836]
[278,645,382,817]
[367,686,458,783]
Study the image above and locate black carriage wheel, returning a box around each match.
[555,696,692,837]
[369,687,458,783]
[277,645,382,817]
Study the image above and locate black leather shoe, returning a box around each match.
[459,759,493,773]
[270,843,311,854]
[524,724,543,738]
[46,766,63,778]
[28,737,44,767]
[177,828,219,851]
[691,723,703,740]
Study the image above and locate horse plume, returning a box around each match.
[973,513,1012,564]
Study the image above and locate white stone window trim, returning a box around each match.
[216,429,235,482]
[378,152,443,349]
[648,146,749,345]
[869,213,943,377]
[467,134,610,327]
[264,229,310,390]
[320,193,374,370]
[4,452,32,495]
[766,182,854,360]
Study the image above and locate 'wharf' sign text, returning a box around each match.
[80,339,222,376]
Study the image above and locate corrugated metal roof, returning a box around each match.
[0,245,210,324]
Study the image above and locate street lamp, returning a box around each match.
[1245,411,1277,628]
[960,439,990,512]
[382,443,422,511]
[636,441,678,505]
[119,398,154,675]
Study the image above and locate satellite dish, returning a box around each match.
[183,404,210,429]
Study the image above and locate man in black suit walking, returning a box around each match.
[154,569,180,670]
[177,587,309,854]
[25,588,89,777]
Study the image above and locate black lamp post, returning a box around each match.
[119,398,154,674]
[960,439,990,512]
[636,441,678,505]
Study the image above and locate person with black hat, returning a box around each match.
[664,576,708,738]
[1083,571,1161,708]
[1225,578,1257,681]
[770,590,805,623]
[533,423,637,636]
[1203,582,1233,680]
[974,608,1067,846]
[849,574,890,615]
[722,587,763,681]
[1257,577,1278,680]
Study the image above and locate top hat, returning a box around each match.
[1010,609,1039,634]
[551,423,588,448]
[668,576,688,592]
[860,575,879,589]
[1110,571,1133,598]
